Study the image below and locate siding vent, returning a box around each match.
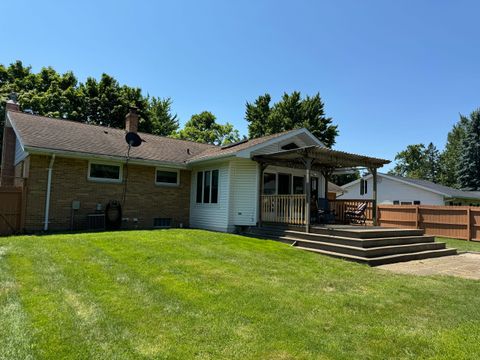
[153,218,172,228]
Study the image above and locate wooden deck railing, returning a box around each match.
[261,195,306,225]
[329,199,374,223]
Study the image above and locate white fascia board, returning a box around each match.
[6,112,26,152]
[341,173,374,189]
[380,173,451,197]
[341,172,451,197]
[236,128,323,159]
[25,146,188,169]
[186,153,234,165]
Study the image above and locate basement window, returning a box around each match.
[88,162,122,183]
[153,218,172,228]
[155,169,179,186]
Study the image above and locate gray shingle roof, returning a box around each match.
[8,110,216,165]
[7,110,305,165]
[188,129,302,162]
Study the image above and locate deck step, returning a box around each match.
[242,226,457,266]
[296,247,458,266]
[282,230,436,248]
[281,236,446,258]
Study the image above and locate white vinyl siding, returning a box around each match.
[189,161,232,232]
[230,159,259,226]
[339,175,445,205]
[14,137,27,165]
[250,134,312,156]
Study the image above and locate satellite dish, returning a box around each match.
[125,132,142,147]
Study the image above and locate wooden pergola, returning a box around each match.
[253,146,390,232]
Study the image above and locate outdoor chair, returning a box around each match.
[317,198,336,224]
[345,202,368,225]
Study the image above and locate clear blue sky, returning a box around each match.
[3,0,480,170]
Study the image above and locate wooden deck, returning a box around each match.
[243,224,457,266]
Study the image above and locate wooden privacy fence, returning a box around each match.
[378,205,480,241]
[0,187,23,236]
[329,199,373,223]
[261,194,306,225]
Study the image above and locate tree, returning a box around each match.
[0,61,185,156]
[245,94,271,139]
[148,97,179,136]
[389,144,428,179]
[457,110,480,190]
[245,91,338,147]
[423,142,441,182]
[438,115,470,187]
[330,170,360,186]
[175,111,241,145]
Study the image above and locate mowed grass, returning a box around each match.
[437,237,480,252]
[1,230,480,359]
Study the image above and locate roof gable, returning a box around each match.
[342,173,480,200]
[188,128,325,163]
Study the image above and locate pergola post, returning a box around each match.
[258,162,267,228]
[304,158,313,233]
[370,167,378,226]
[323,170,329,199]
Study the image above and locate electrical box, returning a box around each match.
[71,200,80,210]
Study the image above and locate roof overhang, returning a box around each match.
[25,146,188,169]
[252,145,390,172]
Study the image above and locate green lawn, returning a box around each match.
[437,237,480,252]
[1,230,480,359]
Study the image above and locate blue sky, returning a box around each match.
[3,0,480,170]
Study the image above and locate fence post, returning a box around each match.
[415,206,419,229]
[467,207,471,241]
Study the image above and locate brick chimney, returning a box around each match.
[1,100,19,186]
[125,107,139,133]
[5,99,20,112]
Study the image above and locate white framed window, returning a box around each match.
[88,161,123,183]
[155,168,180,186]
[360,179,368,195]
[196,169,219,204]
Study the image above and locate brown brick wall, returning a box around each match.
[0,127,16,186]
[23,155,191,232]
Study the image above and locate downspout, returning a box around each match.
[44,154,56,231]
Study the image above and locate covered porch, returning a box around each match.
[253,145,390,232]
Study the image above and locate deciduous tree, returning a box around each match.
[175,111,241,145]
[245,91,338,147]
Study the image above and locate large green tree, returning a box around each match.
[423,142,441,182]
[148,97,179,136]
[175,111,241,145]
[438,115,470,187]
[245,91,338,147]
[0,61,181,154]
[389,144,428,179]
[457,110,480,190]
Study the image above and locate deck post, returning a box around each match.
[304,158,313,233]
[371,167,378,226]
[258,162,267,228]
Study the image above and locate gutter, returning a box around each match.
[44,154,55,231]
[25,146,187,169]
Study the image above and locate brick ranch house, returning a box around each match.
[1,100,388,233]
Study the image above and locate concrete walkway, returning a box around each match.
[378,253,480,280]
